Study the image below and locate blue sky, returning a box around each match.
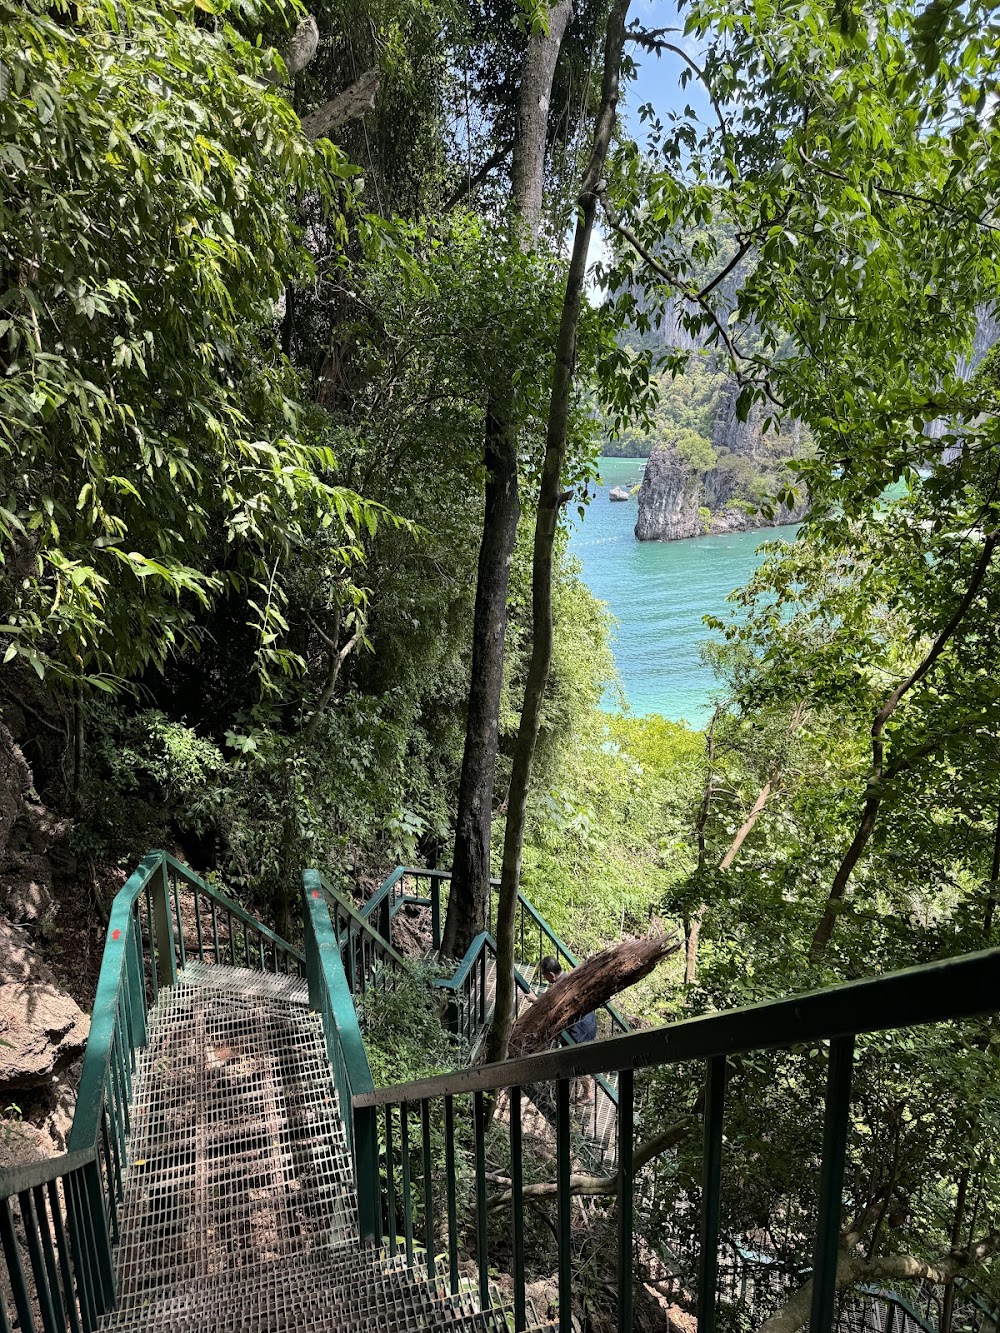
[619,0,713,138]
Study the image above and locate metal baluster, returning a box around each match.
[421,1099,435,1280]
[617,1069,635,1333]
[31,1185,64,1333]
[385,1106,398,1258]
[144,883,158,1001]
[193,889,203,961]
[2,1196,37,1332]
[475,1091,490,1309]
[557,1078,572,1333]
[511,1086,526,1333]
[400,1102,414,1266]
[211,899,220,963]
[126,915,147,1048]
[810,1036,855,1333]
[100,1110,121,1243]
[65,1172,98,1333]
[444,1096,459,1294]
[46,1179,83,1333]
[697,1055,726,1333]
[172,865,185,970]
[19,1190,58,1333]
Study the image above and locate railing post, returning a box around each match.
[431,878,441,953]
[125,914,147,1049]
[151,856,176,991]
[83,1158,115,1314]
[353,1104,382,1246]
[810,1035,855,1333]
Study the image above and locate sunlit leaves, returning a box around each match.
[0,0,381,696]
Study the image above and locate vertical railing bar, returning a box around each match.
[65,1172,98,1333]
[47,1179,83,1333]
[401,1101,414,1266]
[421,1098,435,1281]
[172,864,185,970]
[810,1034,855,1333]
[111,1026,130,1138]
[19,1190,59,1333]
[1,1196,37,1333]
[99,1112,120,1243]
[82,1157,114,1312]
[474,1090,490,1309]
[0,1288,10,1333]
[557,1077,572,1333]
[226,910,234,966]
[211,898,220,963]
[258,932,265,972]
[511,1085,526,1333]
[617,1068,635,1333]
[444,1095,459,1295]
[697,1054,726,1333]
[31,1184,64,1333]
[126,913,147,1051]
[144,883,158,1002]
[193,887,203,963]
[385,1105,398,1259]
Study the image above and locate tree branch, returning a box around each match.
[759,1229,1000,1333]
[487,1114,699,1208]
[810,531,999,960]
[263,16,319,84]
[300,69,380,140]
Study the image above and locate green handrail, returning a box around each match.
[363,864,631,1034]
[302,870,381,1244]
[1,850,304,1333]
[349,944,1000,1333]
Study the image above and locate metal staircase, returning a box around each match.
[95,961,515,1333]
[2,852,999,1333]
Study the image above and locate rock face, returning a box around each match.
[0,710,90,1155]
[635,445,808,541]
[0,920,90,1090]
[635,374,809,542]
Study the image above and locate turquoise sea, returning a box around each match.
[567,457,798,728]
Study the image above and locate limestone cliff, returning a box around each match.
[634,444,807,541]
[634,375,809,542]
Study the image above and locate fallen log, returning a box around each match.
[508,933,680,1058]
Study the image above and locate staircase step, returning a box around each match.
[98,962,528,1333]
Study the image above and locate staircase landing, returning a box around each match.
[99,963,513,1331]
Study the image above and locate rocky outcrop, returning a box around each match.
[0,920,89,1090]
[0,708,91,1157]
[635,444,807,542]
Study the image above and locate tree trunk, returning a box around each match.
[444,0,574,959]
[511,0,574,243]
[486,0,632,1066]
[508,934,679,1057]
[442,408,520,957]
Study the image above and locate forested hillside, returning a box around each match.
[3,0,1000,1329]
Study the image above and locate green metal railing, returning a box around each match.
[362,866,631,1035]
[0,850,304,1333]
[350,944,1000,1333]
[432,930,535,1047]
[302,869,381,1243]
[313,871,407,1003]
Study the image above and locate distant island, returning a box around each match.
[605,359,809,541]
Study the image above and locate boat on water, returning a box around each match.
[609,485,630,502]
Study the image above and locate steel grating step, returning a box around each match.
[97,962,533,1333]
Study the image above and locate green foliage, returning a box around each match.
[358,964,461,1086]
[78,707,226,859]
[0,0,387,694]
